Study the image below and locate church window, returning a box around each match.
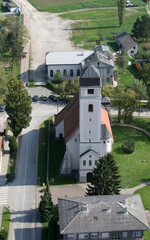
[83,160,86,166]
[89,130,91,134]
[50,70,53,77]
[95,160,98,165]
[70,69,73,77]
[107,77,110,82]
[90,118,91,122]
[75,139,77,142]
[77,69,80,76]
[88,104,93,112]
[89,139,91,142]
[63,69,67,77]
[89,160,92,166]
[88,89,94,94]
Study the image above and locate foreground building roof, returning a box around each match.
[58,194,149,234]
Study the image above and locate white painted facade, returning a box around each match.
[55,119,64,139]
[47,64,81,81]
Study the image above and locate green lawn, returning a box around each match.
[1,207,10,240]
[28,0,145,13]
[112,126,150,188]
[61,7,147,49]
[134,186,150,240]
[112,116,150,133]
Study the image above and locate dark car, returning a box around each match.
[32,95,39,102]
[0,105,6,112]
[49,95,58,102]
[41,94,48,101]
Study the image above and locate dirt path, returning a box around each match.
[13,0,79,83]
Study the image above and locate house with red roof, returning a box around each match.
[55,64,113,183]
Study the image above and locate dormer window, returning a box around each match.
[88,104,93,112]
[88,89,94,94]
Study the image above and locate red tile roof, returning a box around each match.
[55,95,113,142]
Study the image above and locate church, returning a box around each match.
[55,64,113,183]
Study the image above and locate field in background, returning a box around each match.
[28,0,145,13]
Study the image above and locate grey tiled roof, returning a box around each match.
[80,64,101,87]
[102,97,111,103]
[58,195,149,234]
[101,124,112,140]
[116,32,137,50]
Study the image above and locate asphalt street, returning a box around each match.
[1,87,65,240]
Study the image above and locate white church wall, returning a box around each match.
[80,98,101,143]
[66,130,79,170]
[55,119,64,138]
[80,152,99,171]
[47,64,81,80]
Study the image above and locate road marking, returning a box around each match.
[0,187,8,205]
[21,137,29,240]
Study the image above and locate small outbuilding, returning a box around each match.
[115,31,137,56]
[6,2,16,12]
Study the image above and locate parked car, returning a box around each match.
[49,95,58,102]
[32,95,39,102]
[41,95,48,101]
[0,105,6,112]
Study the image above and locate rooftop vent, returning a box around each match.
[102,207,111,213]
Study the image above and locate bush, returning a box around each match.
[122,142,135,154]
[6,172,15,182]
[9,136,17,153]
[0,229,8,240]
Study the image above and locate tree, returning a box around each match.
[86,153,120,196]
[4,78,32,137]
[0,67,7,104]
[55,70,62,82]
[39,183,54,223]
[132,15,150,41]
[138,63,150,86]
[116,51,128,70]
[0,229,8,240]
[117,0,126,27]
[112,86,137,123]
[102,84,114,98]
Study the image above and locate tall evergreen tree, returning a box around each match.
[117,0,126,27]
[39,183,54,223]
[4,78,32,137]
[86,153,120,196]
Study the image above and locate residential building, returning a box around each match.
[115,32,138,56]
[46,45,115,85]
[58,194,149,240]
[55,64,113,183]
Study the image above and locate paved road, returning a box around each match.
[0,87,65,240]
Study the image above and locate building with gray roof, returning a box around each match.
[58,194,149,240]
[115,32,137,56]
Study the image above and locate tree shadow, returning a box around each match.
[64,26,117,31]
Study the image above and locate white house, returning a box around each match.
[115,32,138,56]
[55,64,113,183]
[46,45,115,85]
[46,51,93,80]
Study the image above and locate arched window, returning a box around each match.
[95,160,98,165]
[83,160,86,166]
[70,69,73,77]
[77,69,80,76]
[50,70,53,77]
[63,69,67,77]
[89,160,92,166]
[88,104,93,112]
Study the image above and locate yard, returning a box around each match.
[112,126,150,188]
[134,186,150,240]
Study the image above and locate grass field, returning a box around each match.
[1,207,10,240]
[28,0,145,13]
[112,126,150,188]
[112,116,150,133]
[61,7,147,50]
[134,186,150,240]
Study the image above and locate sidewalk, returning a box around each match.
[0,130,12,229]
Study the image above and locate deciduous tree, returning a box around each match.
[4,78,32,137]
[102,84,114,98]
[138,63,150,86]
[86,153,120,196]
